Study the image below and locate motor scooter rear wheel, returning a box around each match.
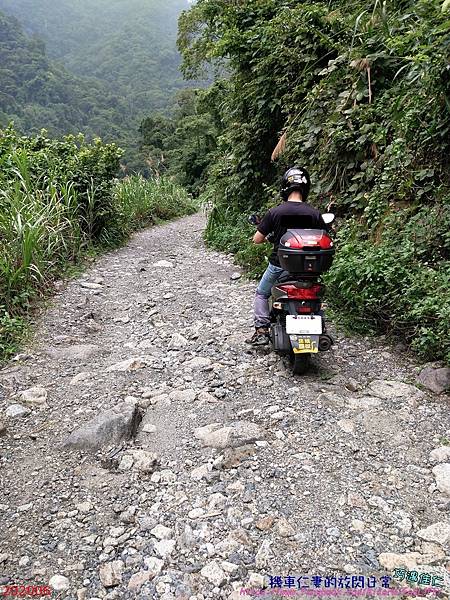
[289,351,310,375]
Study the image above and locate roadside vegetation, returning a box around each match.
[0,126,196,361]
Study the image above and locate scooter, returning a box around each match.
[249,213,336,375]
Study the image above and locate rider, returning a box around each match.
[246,166,328,346]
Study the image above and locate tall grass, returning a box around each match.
[0,150,83,312]
[0,166,196,361]
[113,175,197,235]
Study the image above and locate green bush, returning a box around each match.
[205,207,268,278]
[325,203,450,362]
[113,175,197,237]
[0,125,123,240]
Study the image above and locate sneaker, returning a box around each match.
[245,327,270,346]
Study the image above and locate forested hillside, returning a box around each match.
[0,11,133,141]
[0,0,188,119]
[0,0,189,172]
[175,0,450,363]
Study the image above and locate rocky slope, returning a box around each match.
[0,214,449,600]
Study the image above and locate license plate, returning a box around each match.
[286,315,322,335]
[290,335,319,353]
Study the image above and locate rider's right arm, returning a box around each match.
[256,209,273,239]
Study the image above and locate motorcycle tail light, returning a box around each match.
[283,232,333,249]
[278,284,322,299]
[296,306,312,314]
[318,234,333,249]
[283,236,304,249]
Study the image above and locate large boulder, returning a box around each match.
[63,402,140,451]
[417,366,450,394]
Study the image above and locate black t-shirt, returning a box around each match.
[257,201,327,266]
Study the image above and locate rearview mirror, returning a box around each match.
[248,214,261,225]
[322,213,335,225]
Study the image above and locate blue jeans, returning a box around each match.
[254,263,284,328]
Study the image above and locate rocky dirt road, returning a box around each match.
[1,214,450,600]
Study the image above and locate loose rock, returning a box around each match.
[276,517,295,537]
[99,561,124,587]
[144,556,164,578]
[153,260,174,268]
[151,524,173,540]
[5,404,30,419]
[430,447,450,464]
[432,464,450,496]
[184,356,211,369]
[127,450,159,473]
[200,561,227,587]
[199,421,263,449]
[256,516,275,531]
[337,419,355,433]
[48,575,70,591]
[46,344,100,360]
[169,389,197,403]
[80,282,103,290]
[63,402,140,450]
[107,357,149,372]
[127,571,150,592]
[255,540,272,568]
[168,333,189,349]
[378,552,423,570]
[416,522,450,545]
[368,379,421,399]
[19,385,48,407]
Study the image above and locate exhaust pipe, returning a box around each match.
[318,334,333,351]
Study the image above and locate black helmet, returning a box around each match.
[281,166,311,201]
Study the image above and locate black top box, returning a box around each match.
[278,229,335,275]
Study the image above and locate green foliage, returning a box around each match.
[0,0,187,118]
[178,0,450,363]
[0,11,134,142]
[325,203,450,362]
[0,308,26,359]
[205,210,269,278]
[140,89,218,194]
[0,125,123,240]
[0,2,189,173]
[0,126,195,362]
[113,175,197,237]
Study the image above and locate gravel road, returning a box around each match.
[1,213,449,600]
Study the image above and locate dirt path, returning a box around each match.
[1,214,449,600]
